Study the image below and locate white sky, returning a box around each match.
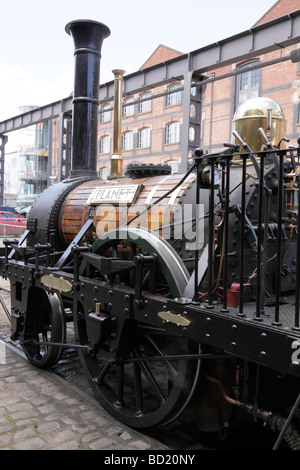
[0,0,277,122]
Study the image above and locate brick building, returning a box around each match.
[96,0,300,180]
[200,0,300,152]
[1,0,300,206]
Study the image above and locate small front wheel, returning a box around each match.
[22,287,66,368]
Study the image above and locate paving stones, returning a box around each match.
[0,279,168,451]
[0,343,167,450]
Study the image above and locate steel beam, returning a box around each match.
[0,97,72,134]
[0,11,299,134]
[0,135,7,204]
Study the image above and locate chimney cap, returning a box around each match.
[65,19,110,38]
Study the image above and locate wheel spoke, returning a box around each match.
[41,332,49,352]
[135,354,166,403]
[143,333,177,378]
[115,364,124,407]
[133,362,143,415]
[94,360,112,384]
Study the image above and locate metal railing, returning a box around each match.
[0,223,26,245]
[193,141,300,331]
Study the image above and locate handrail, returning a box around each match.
[194,144,300,331]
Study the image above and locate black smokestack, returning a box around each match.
[65,19,110,178]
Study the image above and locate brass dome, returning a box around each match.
[232,97,286,153]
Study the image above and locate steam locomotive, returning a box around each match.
[2,19,300,447]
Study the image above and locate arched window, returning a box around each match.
[100,104,112,123]
[165,122,180,144]
[138,128,151,148]
[121,131,133,151]
[123,97,135,117]
[139,92,152,113]
[167,83,182,106]
[99,135,111,154]
[236,60,260,107]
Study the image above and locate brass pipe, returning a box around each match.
[111,69,125,177]
[266,108,272,140]
[204,375,243,407]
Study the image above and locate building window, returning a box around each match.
[138,128,150,148]
[165,122,180,144]
[139,92,152,114]
[123,97,135,117]
[99,135,110,154]
[167,83,182,106]
[122,131,133,151]
[100,104,112,123]
[236,60,260,107]
[189,126,195,142]
[191,81,197,96]
[190,104,196,119]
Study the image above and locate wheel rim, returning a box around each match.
[79,228,189,297]
[75,228,200,428]
[23,288,66,368]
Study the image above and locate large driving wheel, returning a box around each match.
[75,228,201,429]
[22,287,66,368]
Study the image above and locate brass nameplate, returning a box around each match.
[41,274,72,293]
[86,185,139,205]
[158,311,191,327]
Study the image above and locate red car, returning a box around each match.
[0,211,27,236]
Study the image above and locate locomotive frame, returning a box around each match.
[1,19,300,447]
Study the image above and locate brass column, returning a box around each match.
[111,69,125,177]
[266,108,272,140]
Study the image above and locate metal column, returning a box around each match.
[0,135,7,204]
[179,71,203,173]
[57,112,72,181]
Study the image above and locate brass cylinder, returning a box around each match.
[111,69,125,177]
[232,97,286,153]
